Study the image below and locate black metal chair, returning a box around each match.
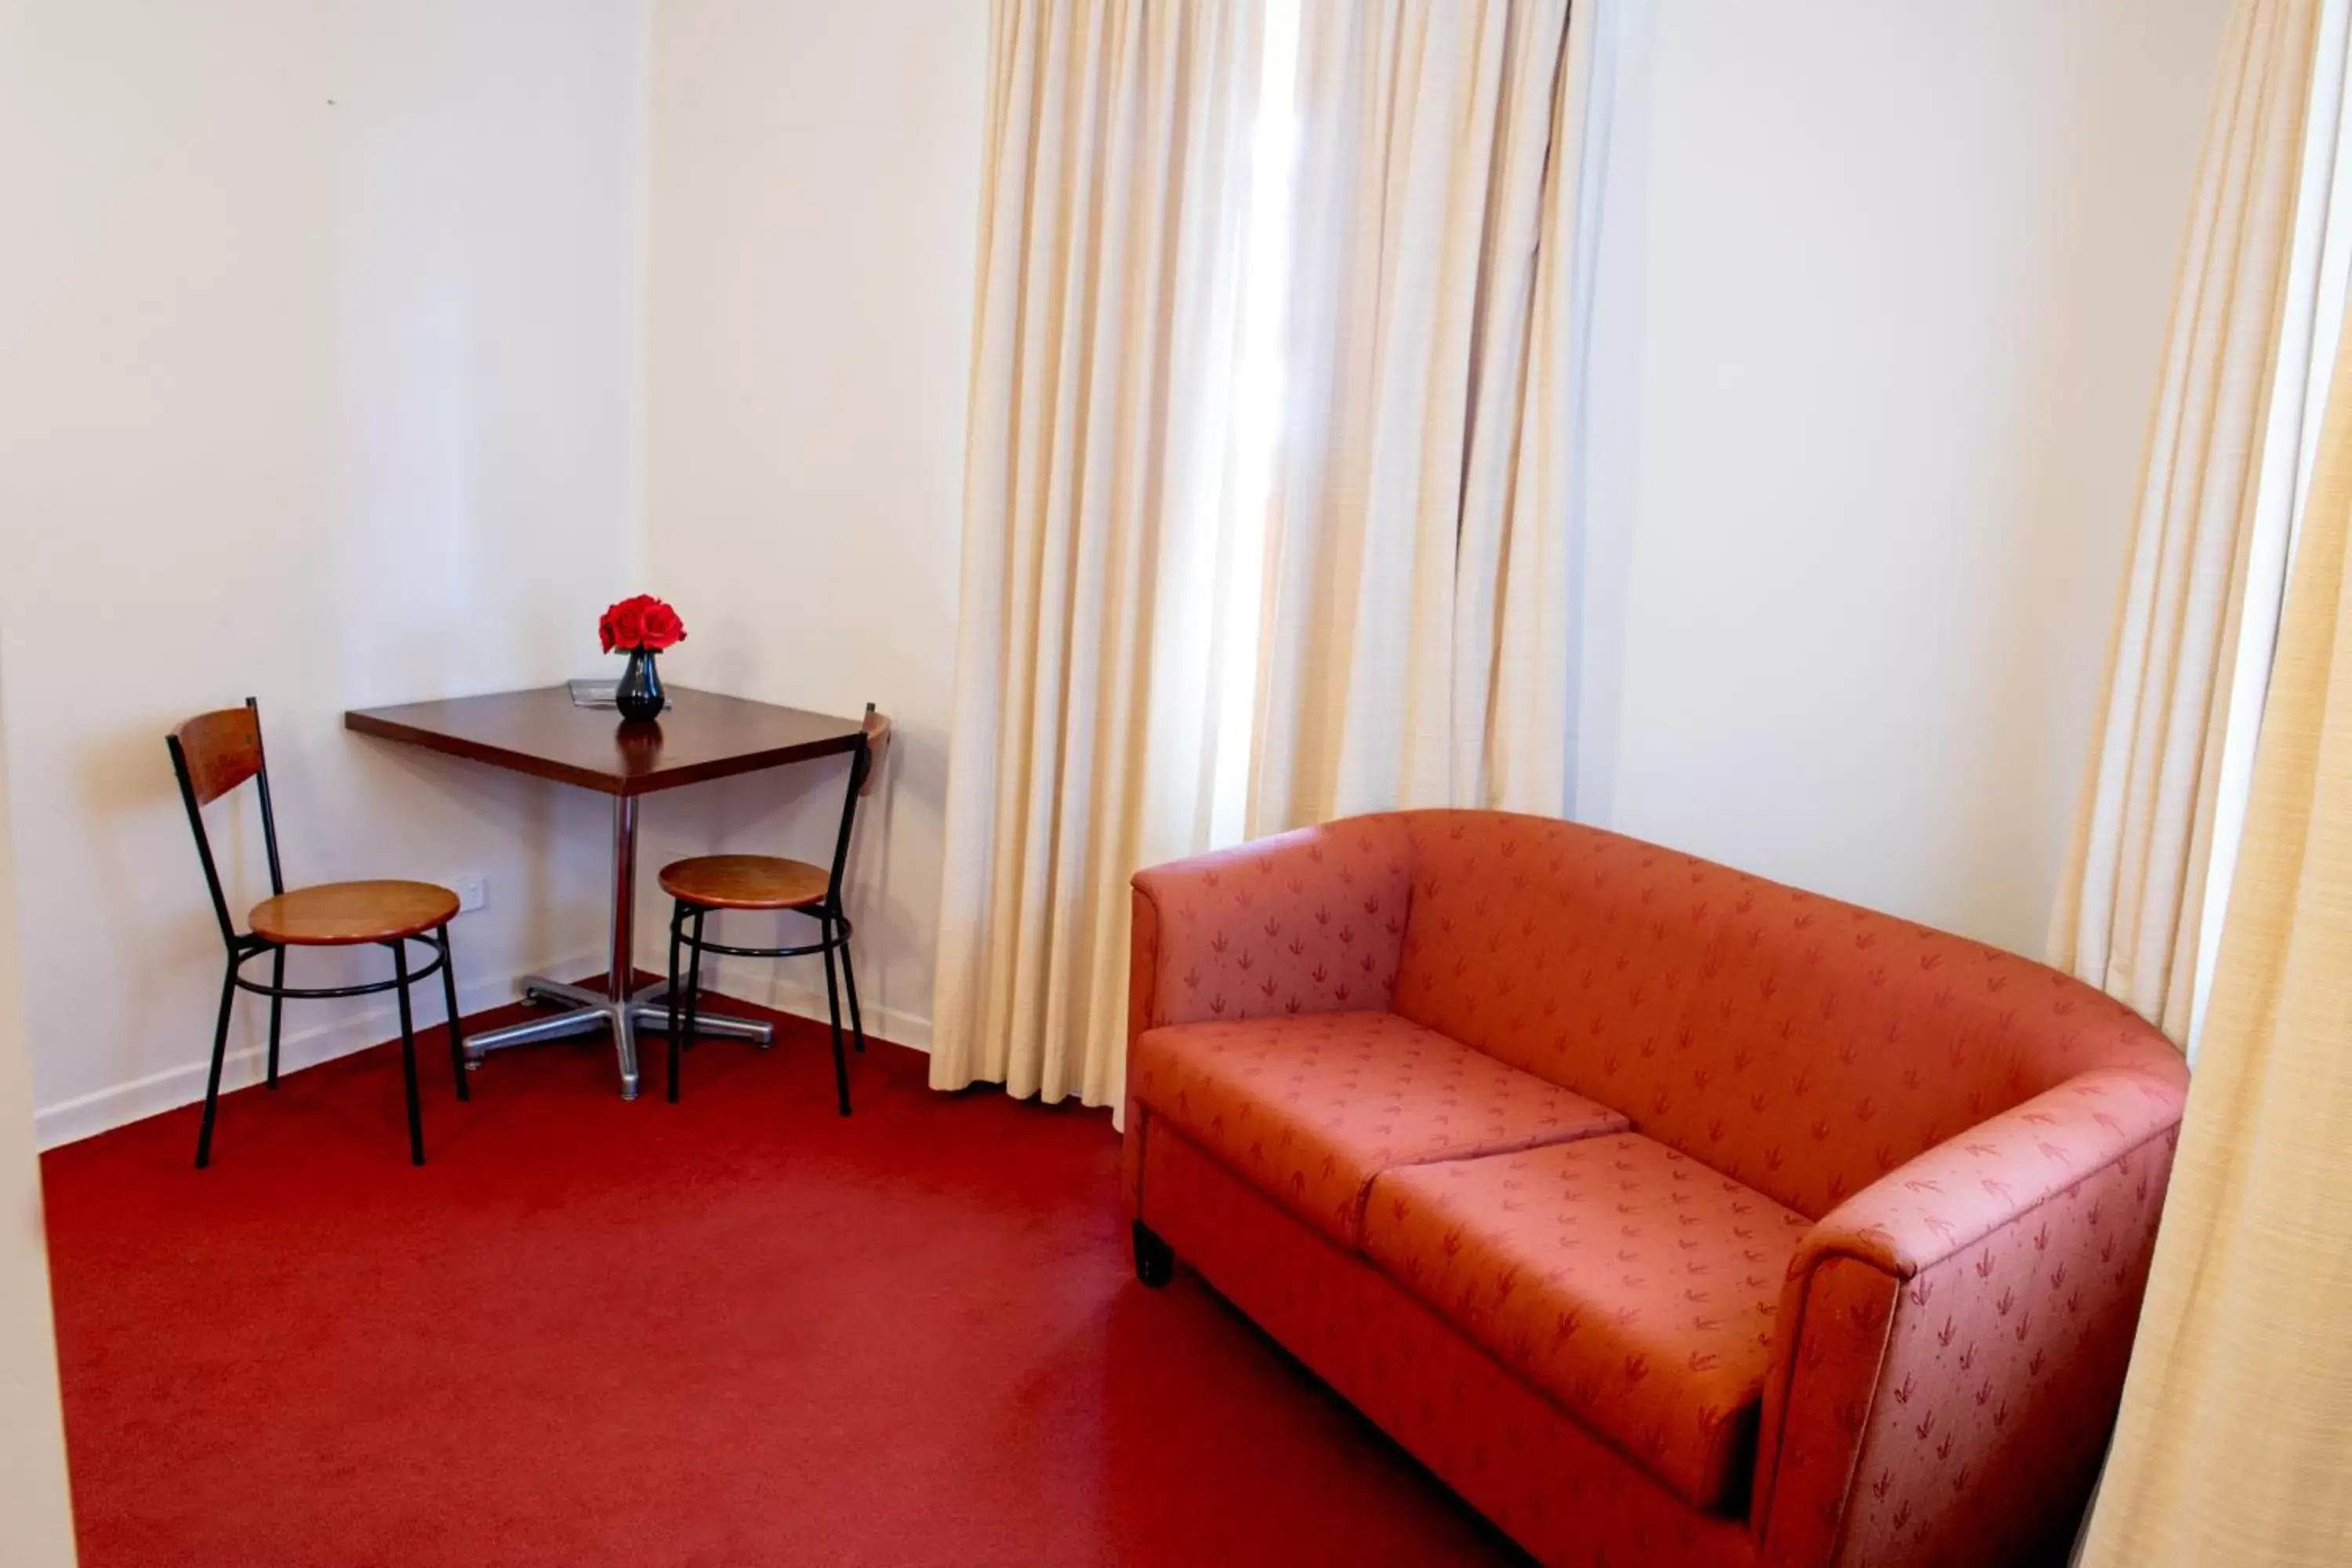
[169,699,466,1167]
[659,703,891,1112]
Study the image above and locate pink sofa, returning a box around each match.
[1121,811,2184,1568]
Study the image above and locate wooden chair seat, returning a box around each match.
[659,855,829,910]
[249,880,461,946]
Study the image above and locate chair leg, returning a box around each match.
[194,958,238,1170]
[838,928,866,1054]
[819,915,851,1117]
[437,924,468,1102]
[666,903,684,1104]
[683,907,706,1071]
[683,907,705,1052]
[265,947,285,1089]
[392,940,424,1167]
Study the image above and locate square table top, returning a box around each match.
[345,685,866,797]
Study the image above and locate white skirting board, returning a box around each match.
[691,952,935,1058]
[32,949,592,1150]
[32,953,933,1150]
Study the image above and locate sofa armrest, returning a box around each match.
[1791,1066,2185,1283]
[1754,1066,2186,1567]
[1127,815,1414,1043]
[1121,817,1414,1214]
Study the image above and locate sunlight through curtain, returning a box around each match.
[1250,0,1598,829]
[931,0,1606,1109]
[927,0,1272,1108]
[2051,0,2339,1045]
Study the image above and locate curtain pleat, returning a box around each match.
[2079,205,2352,1568]
[1250,0,1591,830]
[930,0,1267,1106]
[2049,0,2328,1040]
[931,0,1602,1109]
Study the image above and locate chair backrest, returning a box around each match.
[172,706,265,805]
[819,703,891,909]
[168,698,285,942]
[858,705,892,796]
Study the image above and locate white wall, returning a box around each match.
[0,0,650,1141]
[637,0,2228,1029]
[636,0,2226,1044]
[0,679,76,1564]
[1576,0,2229,956]
[0,0,2228,1134]
[639,0,986,1045]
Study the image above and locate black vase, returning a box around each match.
[615,646,666,723]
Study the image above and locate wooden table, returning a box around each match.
[345,685,867,1098]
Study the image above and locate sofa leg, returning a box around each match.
[1132,1220,1174,1287]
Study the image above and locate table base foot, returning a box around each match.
[520,977,608,1011]
[469,975,641,1099]
[625,978,776,1046]
[626,1000,775,1046]
[465,973,777,1099]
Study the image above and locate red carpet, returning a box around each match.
[40,994,1528,1566]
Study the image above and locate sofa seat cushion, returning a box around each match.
[1131,1012,1628,1247]
[1363,1133,1813,1511]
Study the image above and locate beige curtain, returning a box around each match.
[1250,0,1595,829]
[927,0,1268,1105]
[2079,217,2352,1568]
[931,0,1606,1108]
[2051,0,2334,1040]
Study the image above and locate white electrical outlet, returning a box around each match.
[456,875,488,913]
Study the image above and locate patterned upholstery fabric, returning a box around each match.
[1132,815,1414,1032]
[1140,1123,1755,1568]
[1122,816,1413,1218]
[1365,1134,1812,1510]
[1753,1068,2181,1568]
[1390,810,2185,1218]
[1131,1011,1626,1247]
[1123,811,2190,1568]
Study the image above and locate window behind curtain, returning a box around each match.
[2189,0,2352,1054]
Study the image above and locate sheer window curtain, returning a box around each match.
[2064,6,2352,1558]
[2051,0,2343,1047]
[2078,174,2352,1568]
[2188,0,2352,1044]
[1250,0,1599,829]
[930,0,1606,1109]
[927,0,1271,1109]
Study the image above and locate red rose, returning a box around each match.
[600,594,687,652]
[637,601,686,651]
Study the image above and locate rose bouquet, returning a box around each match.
[601,595,687,721]
[599,594,688,655]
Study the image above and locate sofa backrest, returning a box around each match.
[1387,810,2183,1218]
[1131,815,1417,1033]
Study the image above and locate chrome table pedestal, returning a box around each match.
[463,794,773,1098]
